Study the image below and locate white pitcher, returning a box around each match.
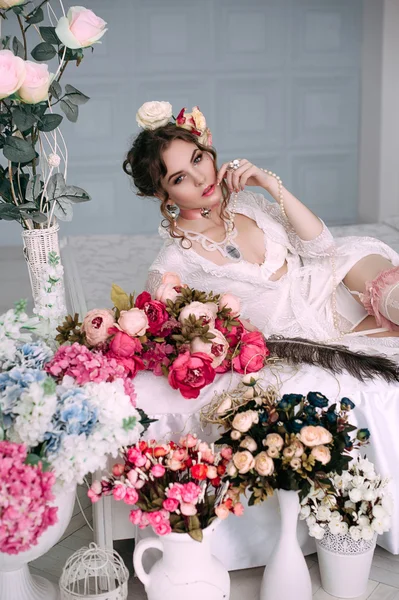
[133,519,230,600]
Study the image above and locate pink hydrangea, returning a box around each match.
[142,341,174,376]
[0,441,58,555]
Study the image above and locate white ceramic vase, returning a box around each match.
[133,518,230,600]
[260,489,312,600]
[0,485,76,600]
[316,531,377,598]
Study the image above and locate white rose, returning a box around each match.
[298,426,333,447]
[361,525,375,541]
[344,500,356,510]
[254,452,274,476]
[329,520,343,535]
[371,516,390,535]
[358,515,370,527]
[339,521,349,535]
[316,506,331,522]
[242,372,261,385]
[306,515,316,527]
[219,293,241,318]
[309,524,325,540]
[136,100,173,130]
[55,7,107,50]
[300,505,311,520]
[362,488,376,502]
[191,328,229,368]
[233,450,255,474]
[349,526,362,541]
[329,511,342,522]
[240,436,257,452]
[372,504,387,519]
[352,475,364,488]
[321,495,337,508]
[179,301,218,327]
[349,488,363,503]
[232,411,257,433]
[226,462,238,477]
[231,430,241,441]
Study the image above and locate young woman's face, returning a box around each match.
[160,139,222,210]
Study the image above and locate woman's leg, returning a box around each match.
[343,255,399,330]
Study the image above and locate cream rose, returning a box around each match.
[82,308,115,346]
[0,0,24,8]
[179,301,218,326]
[282,446,296,459]
[190,328,229,368]
[216,396,232,414]
[0,50,26,100]
[118,308,148,337]
[136,100,172,130]
[233,450,255,474]
[266,446,280,459]
[198,127,213,147]
[310,445,331,465]
[292,440,305,457]
[56,7,107,50]
[298,426,333,447]
[240,436,257,452]
[254,452,274,477]
[218,293,241,317]
[155,283,180,304]
[230,430,241,440]
[232,410,258,433]
[226,462,238,477]
[290,458,302,470]
[18,61,52,104]
[264,433,284,451]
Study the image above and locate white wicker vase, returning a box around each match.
[0,485,76,600]
[316,530,377,598]
[21,223,65,307]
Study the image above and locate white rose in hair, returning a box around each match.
[136,101,173,130]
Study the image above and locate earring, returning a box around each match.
[166,204,179,220]
[200,207,211,218]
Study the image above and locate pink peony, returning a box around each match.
[55,7,107,50]
[0,50,26,100]
[82,308,115,346]
[162,272,182,287]
[155,283,180,304]
[215,318,244,348]
[218,293,241,317]
[117,308,148,337]
[168,351,215,399]
[154,521,172,536]
[166,483,184,500]
[129,508,143,526]
[126,447,146,467]
[112,483,126,501]
[163,498,179,512]
[109,331,142,357]
[124,487,139,505]
[232,331,269,373]
[135,292,169,336]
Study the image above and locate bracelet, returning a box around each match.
[260,168,288,221]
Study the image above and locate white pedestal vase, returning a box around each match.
[133,519,230,600]
[21,223,66,310]
[0,485,76,600]
[316,531,377,598]
[260,489,312,600]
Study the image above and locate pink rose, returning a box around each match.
[118,308,148,337]
[181,482,201,504]
[147,511,166,526]
[166,483,184,500]
[112,483,126,501]
[207,466,218,480]
[18,61,52,104]
[310,445,331,465]
[221,447,233,460]
[163,498,179,512]
[215,503,230,520]
[155,283,180,304]
[90,480,102,495]
[298,426,333,448]
[154,521,172,536]
[0,50,26,100]
[191,328,229,368]
[168,459,183,471]
[264,433,284,451]
[254,452,274,476]
[82,308,115,346]
[87,488,101,503]
[179,434,198,448]
[179,301,218,327]
[108,331,142,357]
[233,502,244,516]
[151,464,166,478]
[168,351,216,399]
[129,508,143,525]
[135,292,169,336]
[126,470,138,485]
[219,293,241,317]
[180,502,198,516]
[112,463,125,477]
[126,447,146,467]
[124,487,139,505]
[162,272,182,287]
[232,331,269,373]
[55,7,107,50]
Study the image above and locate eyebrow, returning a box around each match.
[167,148,198,183]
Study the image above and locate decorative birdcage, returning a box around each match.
[59,542,129,600]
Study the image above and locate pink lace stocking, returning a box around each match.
[360,266,399,331]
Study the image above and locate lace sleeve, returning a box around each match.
[256,194,335,258]
[145,270,164,296]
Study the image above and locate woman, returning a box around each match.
[123,101,399,356]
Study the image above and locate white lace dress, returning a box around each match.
[147,189,399,356]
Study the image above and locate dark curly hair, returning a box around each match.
[122,124,230,244]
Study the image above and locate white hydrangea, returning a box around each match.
[8,381,57,447]
[0,304,40,368]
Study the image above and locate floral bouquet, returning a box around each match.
[0,440,58,555]
[54,272,269,399]
[202,377,370,504]
[88,435,243,542]
[300,455,392,542]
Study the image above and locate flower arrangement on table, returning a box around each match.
[88,435,243,542]
[201,377,370,504]
[54,272,269,400]
[300,455,392,542]
[0,300,150,554]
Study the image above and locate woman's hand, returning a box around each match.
[216,159,269,193]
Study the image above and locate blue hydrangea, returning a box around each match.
[43,427,65,455]
[57,388,98,436]
[14,341,53,369]
[0,367,47,415]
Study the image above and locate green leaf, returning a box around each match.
[59,185,90,203]
[188,529,203,542]
[122,416,137,431]
[12,5,25,15]
[27,6,44,25]
[60,98,79,122]
[0,203,21,221]
[1,36,11,51]
[31,42,56,62]
[13,108,36,132]
[49,80,62,100]
[51,197,73,221]
[46,172,66,200]
[30,211,48,224]
[3,136,36,163]
[18,202,36,210]
[12,36,24,58]
[25,175,42,202]
[64,84,90,105]
[38,113,63,132]
[111,284,131,312]
[39,26,59,45]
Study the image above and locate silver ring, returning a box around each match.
[229,159,241,171]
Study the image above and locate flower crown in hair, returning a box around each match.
[136,100,213,146]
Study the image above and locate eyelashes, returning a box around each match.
[174,153,203,184]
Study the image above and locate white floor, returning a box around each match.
[1,220,399,599]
